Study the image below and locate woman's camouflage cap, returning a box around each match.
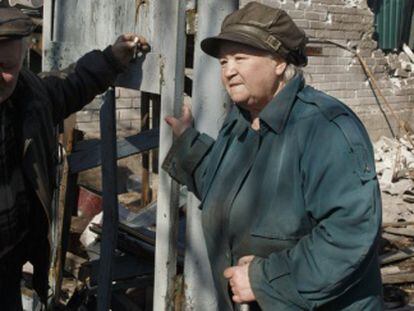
[201,2,308,66]
[0,7,35,40]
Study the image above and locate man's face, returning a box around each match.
[218,42,286,114]
[0,39,25,104]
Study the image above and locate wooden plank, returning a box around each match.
[382,273,414,284]
[67,128,159,174]
[116,53,162,94]
[97,88,119,311]
[384,227,414,238]
[152,0,187,309]
[383,221,414,228]
[43,43,162,94]
[380,247,414,265]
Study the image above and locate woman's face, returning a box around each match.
[218,42,286,115]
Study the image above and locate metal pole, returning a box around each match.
[97,88,119,311]
[184,1,239,310]
[153,0,187,309]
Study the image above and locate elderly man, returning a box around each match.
[0,6,148,309]
[163,2,382,310]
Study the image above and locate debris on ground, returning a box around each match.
[375,135,414,223]
[375,134,414,309]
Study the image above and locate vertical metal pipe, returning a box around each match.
[184,1,239,310]
[97,88,119,311]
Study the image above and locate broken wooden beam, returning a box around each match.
[382,273,414,285]
[67,128,159,174]
[383,227,414,238]
[380,247,414,265]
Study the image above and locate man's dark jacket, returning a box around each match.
[8,47,122,301]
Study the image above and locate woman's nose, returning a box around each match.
[223,61,237,78]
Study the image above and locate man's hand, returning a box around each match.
[165,104,193,137]
[111,34,149,67]
[224,255,256,304]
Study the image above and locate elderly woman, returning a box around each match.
[163,2,382,310]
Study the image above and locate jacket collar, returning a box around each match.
[259,73,304,134]
[222,74,305,135]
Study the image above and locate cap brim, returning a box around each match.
[200,32,273,58]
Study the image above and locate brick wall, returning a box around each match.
[75,87,141,137]
[242,0,414,141]
[76,0,414,141]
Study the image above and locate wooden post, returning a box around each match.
[97,88,119,311]
[151,94,160,176]
[184,1,239,309]
[141,92,152,207]
[152,0,187,309]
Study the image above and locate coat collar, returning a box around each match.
[259,73,304,134]
[222,74,305,135]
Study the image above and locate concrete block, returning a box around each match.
[304,11,327,21]
[117,109,141,121]
[398,52,410,63]
[327,90,356,99]
[76,121,100,133]
[294,19,310,29]
[337,57,353,65]
[286,10,304,19]
[304,29,317,37]
[345,31,361,40]
[316,65,346,74]
[116,120,134,131]
[91,110,100,121]
[309,20,326,29]
[76,110,93,122]
[319,82,345,91]
[119,87,140,98]
[394,69,409,78]
[372,50,385,58]
[310,3,328,13]
[356,89,374,97]
[84,99,102,110]
[114,98,133,108]
[307,73,326,83]
[131,98,141,108]
[346,81,369,90]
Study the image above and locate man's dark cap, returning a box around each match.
[201,2,308,66]
[0,7,35,40]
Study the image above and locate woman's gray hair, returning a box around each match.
[283,63,303,82]
[269,52,303,83]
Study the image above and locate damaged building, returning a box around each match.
[8,0,414,310]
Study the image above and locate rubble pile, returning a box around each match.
[386,44,414,79]
[375,135,414,308]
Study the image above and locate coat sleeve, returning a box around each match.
[248,113,382,309]
[39,46,124,125]
[162,127,215,200]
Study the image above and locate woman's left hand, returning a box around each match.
[223,255,256,303]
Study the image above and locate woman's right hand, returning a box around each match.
[165,104,193,137]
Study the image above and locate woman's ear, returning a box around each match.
[274,60,287,76]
